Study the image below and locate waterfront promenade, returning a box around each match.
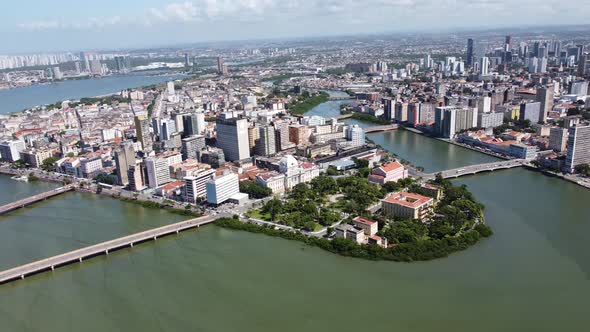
[0,186,74,216]
[0,214,220,284]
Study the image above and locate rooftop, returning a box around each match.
[383,192,433,209]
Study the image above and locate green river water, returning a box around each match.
[0,98,589,331]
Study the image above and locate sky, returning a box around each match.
[3,0,590,53]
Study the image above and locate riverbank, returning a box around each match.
[288,92,330,115]
[216,217,493,262]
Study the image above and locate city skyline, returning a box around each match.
[3,0,590,53]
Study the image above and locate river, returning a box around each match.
[0,73,185,114]
[0,97,588,331]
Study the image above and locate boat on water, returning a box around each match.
[10,175,29,182]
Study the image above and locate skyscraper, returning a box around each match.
[505,35,512,52]
[466,39,475,66]
[216,118,250,161]
[565,125,590,173]
[114,142,136,186]
[183,112,206,137]
[537,84,554,123]
[255,125,277,156]
[480,57,489,76]
[134,115,152,152]
[182,135,206,160]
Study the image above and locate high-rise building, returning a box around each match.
[255,125,277,156]
[0,139,26,162]
[127,163,146,192]
[395,102,408,122]
[288,124,310,146]
[216,57,228,75]
[114,142,135,186]
[145,157,171,188]
[80,51,90,72]
[89,59,102,75]
[134,115,152,152]
[183,112,206,136]
[519,102,542,123]
[578,53,590,76]
[537,85,554,123]
[114,56,131,73]
[206,172,239,205]
[467,39,475,66]
[346,125,365,147]
[216,118,250,161]
[549,127,568,152]
[184,168,216,203]
[184,53,190,68]
[160,118,177,141]
[480,57,490,76]
[477,112,504,129]
[181,135,206,160]
[505,35,512,52]
[565,125,590,173]
[434,107,477,138]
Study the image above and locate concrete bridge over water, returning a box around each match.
[0,185,75,216]
[0,214,218,284]
[416,159,528,180]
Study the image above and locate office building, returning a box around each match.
[435,106,478,138]
[537,85,554,123]
[216,117,250,161]
[578,53,590,76]
[255,125,277,156]
[466,38,475,66]
[549,127,568,152]
[565,125,590,173]
[520,102,542,124]
[182,135,206,160]
[477,112,504,129]
[206,172,239,205]
[184,168,216,203]
[114,142,136,186]
[145,157,171,188]
[134,115,152,152]
[345,125,365,147]
[127,163,146,192]
[289,124,310,146]
[20,149,53,168]
[183,112,206,136]
[0,139,26,162]
[480,57,489,76]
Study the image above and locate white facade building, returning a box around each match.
[206,173,239,205]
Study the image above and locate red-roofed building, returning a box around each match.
[382,192,434,220]
[352,216,378,236]
[368,160,408,185]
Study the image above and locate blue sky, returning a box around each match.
[3,0,589,53]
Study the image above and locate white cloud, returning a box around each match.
[15,0,590,32]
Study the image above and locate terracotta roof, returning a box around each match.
[353,216,377,225]
[383,192,433,208]
[377,161,404,173]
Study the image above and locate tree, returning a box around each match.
[239,181,272,199]
[574,164,590,176]
[41,157,59,172]
[310,175,337,196]
[263,198,283,221]
[12,159,26,169]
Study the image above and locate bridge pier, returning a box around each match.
[20,275,24,280]
[130,243,133,247]
[79,257,82,262]
[105,249,109,255]
[51,266,54,271]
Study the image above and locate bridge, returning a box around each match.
[0,214,219,284]
[365,124,398,133]
[418,159,528,180]
[0,186,75,216]
[335,113,353,120]
[328,96,355,101]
